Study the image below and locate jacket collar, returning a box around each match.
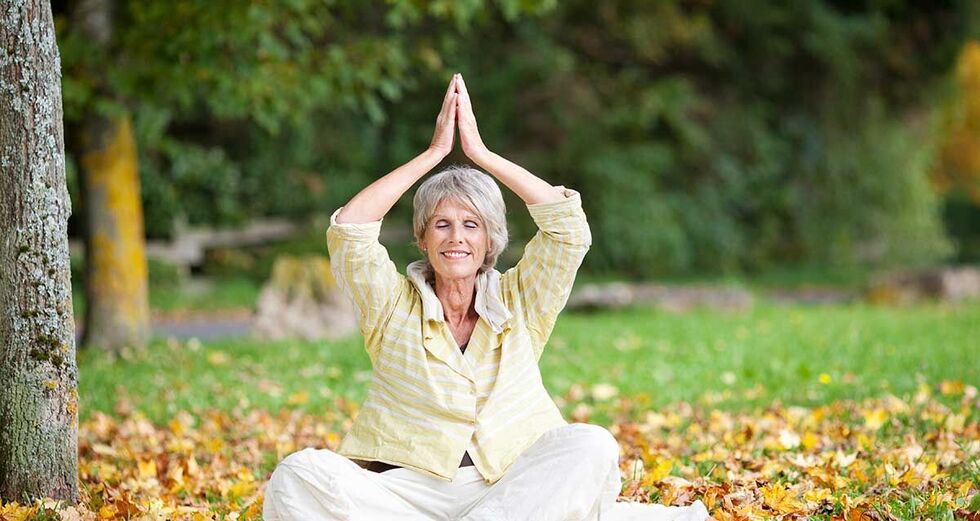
[405,260,512,334]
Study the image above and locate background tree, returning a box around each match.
[72,0,150,352]
[54,1,975,292]
[934,39,980,262]
[0,0,79,503]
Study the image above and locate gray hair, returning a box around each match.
[413,166,508,272]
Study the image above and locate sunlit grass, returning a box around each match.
[78,300,979,425]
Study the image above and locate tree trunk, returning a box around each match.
[78,115,151,351]
[73,0,150,352]
[0,0,80,503]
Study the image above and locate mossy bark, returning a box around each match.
[0,0,80,503]
[78,115,151,351]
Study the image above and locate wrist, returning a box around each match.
[470,147,494,168]
[423,146,449,163]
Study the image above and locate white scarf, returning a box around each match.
[405,260,512,334]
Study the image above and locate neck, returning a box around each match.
[434,273,477,326]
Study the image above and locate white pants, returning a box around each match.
[263,423,709,521]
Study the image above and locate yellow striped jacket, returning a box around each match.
[325,187,591,483]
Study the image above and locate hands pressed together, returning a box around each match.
[430,73,489,164]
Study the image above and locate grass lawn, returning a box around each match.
[78,300,979,424]
[54,299,980,520]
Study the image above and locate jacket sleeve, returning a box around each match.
[326,207,408,352]
[500,187,592,360]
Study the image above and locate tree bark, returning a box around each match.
[78,115,151,351]
[0,0,80,503]
[73,0,150,351]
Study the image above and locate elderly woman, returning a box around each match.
[263,74,709,521]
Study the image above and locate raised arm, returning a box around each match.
[455,74,564,206]
[454,74,590,358]
[335,74,460,224]
[327,74,459,356]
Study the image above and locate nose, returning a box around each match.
[449,225,464,243]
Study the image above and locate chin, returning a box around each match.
[433,264,480,280]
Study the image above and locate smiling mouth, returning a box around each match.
[441,251,471,259]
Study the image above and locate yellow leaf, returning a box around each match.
[802,431,819,451]
[940,380,964,396]
[640,458,673,486]
[167,462,185,493]
[138,459,157,480]
[98,505,116,520]
[96,462,118,482]
[207,350,229,365]
[287,391,309,405]
[168,417,185,436]
[186,454,200,477]
[862,408,888,430]
[945,413,966,433]
[760,483,805,514]
[206,437,225,453]
[227,479,257,499]
[803,487,833,504]
[0,502,37,521]
[958,480,973,499]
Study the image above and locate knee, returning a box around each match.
[264,448,355,520]
[279,447,349,470]
[279,447,318,470]
[267,448,347,490]
[567,423,620,466]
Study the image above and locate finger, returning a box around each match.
[440,84,456,116]
[457,77,475,116]
[447,94,458,124]
[447,92,458,122]
[444,74,457,102]
[438,93,458,127]
[439,76,458,113]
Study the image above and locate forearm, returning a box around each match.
[336,148,445,224]
[474,151,565,206]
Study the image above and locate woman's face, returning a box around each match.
[421,198,488,281]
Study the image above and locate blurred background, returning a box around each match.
[52,0,980,342]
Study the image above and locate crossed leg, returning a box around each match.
[264,424,709,521]
[262,447,432,521]
[460,423,710,521]
[460,423,622,521]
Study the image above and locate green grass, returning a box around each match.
[77,300,980,425]
[542,301,979,412]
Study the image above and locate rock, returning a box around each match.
[567,282,754,311]
[764,286,857,305]
[867,265,980,304]
[251,255,357,341]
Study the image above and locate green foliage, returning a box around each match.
[56,0,973,275]
[792,103,954,267]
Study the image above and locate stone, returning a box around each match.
[867,265,980,304]
[251,255,356,341]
